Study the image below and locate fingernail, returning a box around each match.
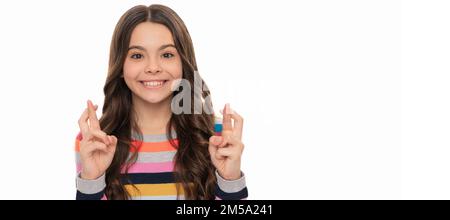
[215,136,222,144]
[226,103,231,114]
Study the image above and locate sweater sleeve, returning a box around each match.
[75,133,107,200]
[214,170,248,200]
[76,173,106,200]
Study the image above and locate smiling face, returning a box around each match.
[123,21,183,104]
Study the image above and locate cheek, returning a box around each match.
[163,59,183,79]
[123,60,144,80]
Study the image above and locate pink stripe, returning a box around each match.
[123,161,174,173]
[77,162,174,174]
[101,194,107,200]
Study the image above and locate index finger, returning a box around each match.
[87,100,101,130]
[78,108,89,136]
[222,103,232,132]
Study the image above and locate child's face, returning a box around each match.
[123,22,182,104]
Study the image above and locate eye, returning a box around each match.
[130,53,143,59]
[162,53,174,59]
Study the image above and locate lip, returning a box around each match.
[139,80,168,89]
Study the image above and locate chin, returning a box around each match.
[142,97,165,104]
[139,93,172,104]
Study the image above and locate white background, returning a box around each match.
[0,0,448,199]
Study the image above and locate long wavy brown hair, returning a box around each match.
[99,4,216,200]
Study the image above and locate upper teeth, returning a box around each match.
[143,81,164,87]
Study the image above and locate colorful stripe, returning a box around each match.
[130,140,178,152]
[121,172,175,184]
[77,162,175,175]
[124,161,174,173]
[124,183,182,197]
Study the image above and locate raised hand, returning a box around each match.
[78,100,117,180]
[208,103,244,180]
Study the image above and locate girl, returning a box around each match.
[74,4,247,200]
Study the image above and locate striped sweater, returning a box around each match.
[75,131,248,200]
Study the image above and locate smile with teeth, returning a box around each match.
[141,80,167,88]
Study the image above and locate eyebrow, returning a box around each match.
[128,44,176,52]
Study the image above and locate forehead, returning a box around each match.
[129,22,174,49]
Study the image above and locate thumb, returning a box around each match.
[209,136,225,161]
[110,135,118,146]
[208,136,221,156]
[107,135,118,153]
[209,136,222,146]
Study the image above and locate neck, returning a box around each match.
[132,94,172,135]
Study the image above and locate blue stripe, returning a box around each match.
[214,123,223,133]
[215,185,248,200]
[76,190,104,200]
[121,172,175,185]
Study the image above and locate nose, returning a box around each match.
[144,57,162,75]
